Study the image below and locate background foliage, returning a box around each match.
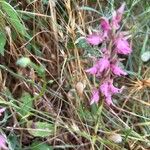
[0,0,149,149]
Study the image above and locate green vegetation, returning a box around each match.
[0,0,149,149]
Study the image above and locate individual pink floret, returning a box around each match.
[90,89,100,105]
[97,57,110,73]
[111,63,127,76]
[86,33,103,45]
[101,17,111,31]
[115,36,132,55]
[115,2,126,22]
[86,57,110,76]
[100,17,111,38]
[99,81,109,97]
[112,2,126,29]
[86,64,99,75]
[100,79,122,105]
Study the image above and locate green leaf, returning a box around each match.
[0,32,6,56]
[67,39,75,49]
[0,13,5,29]
[27,121,54,137]
[42,0,49,5]
[78,104,93,121]
[36,65,45,77]
[79,6,101,15]
[16,57,31,68]
[76,38,100,57]
[1,1,28,36]
[31,141,53,150]
[29,62,45,77]
[8,133,22,150]
[76,38,89,49]
[18,92,33,117]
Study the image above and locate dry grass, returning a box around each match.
[0,0,149,150]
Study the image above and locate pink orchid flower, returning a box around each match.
[100,79,122,105]
[101,17,111,31]
[111,63,127,76]
[97,57,110,74]
[0,135,8,150]
[86,57,110,76]
[86,33,103,45]
[86,64,99,75]
[112,2,126,29]
[100,81,113,105]
[90,89,100,105]
[99,81,109,97]
[115,36,132,55]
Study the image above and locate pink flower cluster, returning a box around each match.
[86,3,132,105]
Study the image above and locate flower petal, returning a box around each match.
[97,57,110,73]
[111,64,127,76]
[90,89,100,105]
[100,17,111,38]
[112,3,126,30]
[105,95,113,105]
[100,81,109,97]
[86,34,103,45]
[86,65,98,75]
[115,37,132,55]
[116,2,126,22]
[100,17,111,31]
